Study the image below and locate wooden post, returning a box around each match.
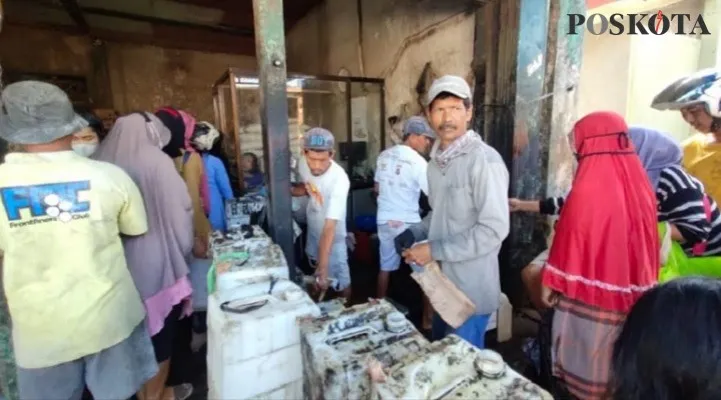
[471,0,585,305]
[88,40,113,108]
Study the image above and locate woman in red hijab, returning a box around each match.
[541,111,659,399]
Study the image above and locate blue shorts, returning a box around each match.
[432,313,492,349]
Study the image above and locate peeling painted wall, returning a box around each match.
[286,0,477,145]
[0,25,255,122]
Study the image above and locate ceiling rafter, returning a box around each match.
[81,6,254,37]
[58,0,89,34]
[5,0,326,55]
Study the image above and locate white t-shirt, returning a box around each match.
[375,144,428,224]
[298,157,350,260]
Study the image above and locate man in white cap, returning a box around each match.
[402,75,510,349]
[374,116,434,299]
[292,127,352,299]
[0,81,157,398]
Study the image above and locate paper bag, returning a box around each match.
[411,261,475,329]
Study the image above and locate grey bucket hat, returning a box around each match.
[0,81,88,145]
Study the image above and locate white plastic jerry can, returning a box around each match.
[299,299,431,400]
[372,334,553,399]
[207,277,320,400]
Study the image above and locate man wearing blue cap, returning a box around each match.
[292,127,352,299]
[374,116,434,299]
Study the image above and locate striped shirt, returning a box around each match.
[539,165,721,256]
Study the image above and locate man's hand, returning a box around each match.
[670,224,685,243]
[508,198,540,213]
[402,242,432,266]
[193,236,209,259]
[513,127,529,158]
[306,183,324,206]
[291,183,308,197]
[521,264,544,309]
[540,284,559,308]
[314,264,329,291]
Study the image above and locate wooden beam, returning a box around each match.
[151,24,256,55]
[59,0,89,34]
[170,0,322,26]
[4,20,256,56]
[80,6,254,37]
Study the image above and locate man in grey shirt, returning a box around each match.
[402,75,510,349]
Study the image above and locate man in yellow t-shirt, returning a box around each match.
[0,81,157,399]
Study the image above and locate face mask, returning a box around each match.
[72,142,98,157]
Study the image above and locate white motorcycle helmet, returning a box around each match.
[191,121,221,151]
[651,68,721,118]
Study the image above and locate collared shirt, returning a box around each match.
[0,151,148,368]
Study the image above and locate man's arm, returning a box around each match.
[428,157,509,263]
[213,157,235,201]
[414,212,431,239]
[415,158,431,235]
[316,219,338,276]
[291,183,308,197]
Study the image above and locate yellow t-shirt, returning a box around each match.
[0,151,148,368]
[682,133,721,204]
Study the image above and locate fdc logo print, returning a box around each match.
[0,181,91,228]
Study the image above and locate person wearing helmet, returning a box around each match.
[190,121,234,232]
[651,69,721,203]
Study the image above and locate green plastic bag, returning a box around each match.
[658,222,721,282]
[207,251,250,294]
